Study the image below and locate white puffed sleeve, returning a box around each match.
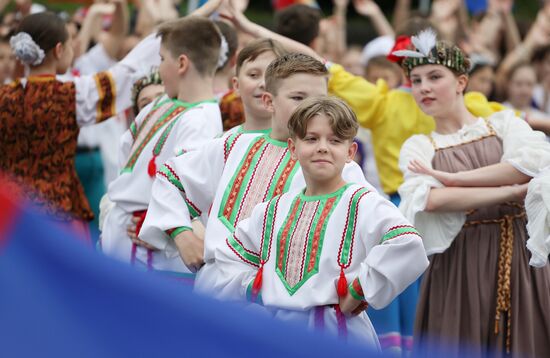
[73,33,161,127]
[490,110,550,176]
[525,168,550,267]
[398,135,466,255]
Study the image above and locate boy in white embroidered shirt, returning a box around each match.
[100,16,223,274]
[215,96,428,348]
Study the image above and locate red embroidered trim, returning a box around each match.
[232,234,260,257]
[224,133,242,162]
[262,148,288,202]
[222,139,265,220]
[234,145,268,222]
[299,202,319,280]
[352,277,364,297]
[272,155,297,197]
[307,197,336,272]
[386,224,416,231]
[283,200,308,277]
[277,198,301,272]
[226,238,260,267]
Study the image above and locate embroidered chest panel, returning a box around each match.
[123,100,186,172]
[267,187,371,296]
[218,137,298,231]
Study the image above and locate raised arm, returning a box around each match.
[353,0,394,37]
[392,0,410,32]
[98,0,130,60]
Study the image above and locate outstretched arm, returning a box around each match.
[353,0,394,37]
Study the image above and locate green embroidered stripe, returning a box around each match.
[153,116,180,155]
[185,198,200,219]
[167,226,192,239]
[125,103,181,169]
[224,132,241,161]
[218,137,267,231]
[260,197,279,262]
[380,226,420,244]
[349,278,365,301]
[134,96,167,139]
[158,164,184,192]
[340,188,371,266]
[227,235,260,266]
[265,151,292,199]
[129,121,137,138]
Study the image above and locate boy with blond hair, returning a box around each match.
[101,16,223,275]
[216,96,428,347]
[139,53,371,293]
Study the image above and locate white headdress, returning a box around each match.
[10,32,46,66]
[217,34,229,69]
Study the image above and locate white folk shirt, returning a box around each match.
[216,184,428,347]
[139,132,376,286]
[101,94,222,271]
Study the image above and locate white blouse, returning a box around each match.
[398,110,550,266]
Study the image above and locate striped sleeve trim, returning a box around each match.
[158,164,184,192]
[129,121,137,139]
[166,226,192,239]
[93,71,116,122]
[380,225,421,244]
[349,277,365,301]
[226,235,260,267]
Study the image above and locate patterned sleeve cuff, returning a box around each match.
[166,226,192,239]
[349,277,365,301]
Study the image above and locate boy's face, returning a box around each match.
[233,51,276,120]
[289,113,357,184]
[263,73,327,137]
[159,44,180,99]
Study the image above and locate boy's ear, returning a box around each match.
[288,137,297,160]
[347,141,358,163]
[177,54,189,75]
[231,76,239,93]
[262,92,275,113]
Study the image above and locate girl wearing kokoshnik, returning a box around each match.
[0,11,159,241]
[395,29,550,357]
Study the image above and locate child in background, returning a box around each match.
[216,96,428,347]
[0,11,159,241]
[101,16,223,275]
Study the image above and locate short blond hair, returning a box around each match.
[288,96,358,140]
[157,17,221,76]
[265,53,328,95]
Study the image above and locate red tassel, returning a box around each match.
[147,156,157,177]
[252,265,263,296]
[337,268,348,297]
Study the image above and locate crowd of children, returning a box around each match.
[1,0,550,357]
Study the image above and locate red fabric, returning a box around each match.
[387,36,412,64]
[0,179,20,250]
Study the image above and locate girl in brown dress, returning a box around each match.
[395,30,550,357]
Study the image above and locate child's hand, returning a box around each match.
[339,291,368,316]
[127,216,158,250]
[174,231,205,272]
[510,183,529,202]
[352,0,380,17]
[408,159,457,186]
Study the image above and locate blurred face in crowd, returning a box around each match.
[507,65,537,110]
[410,64,467,119]
[0,41,15,83]
[233,51,276,122]
[264,73,328,138]
[365,63,402,89]
[466,65,494,97]
[137,84,165,112]
[340,47,364,77]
